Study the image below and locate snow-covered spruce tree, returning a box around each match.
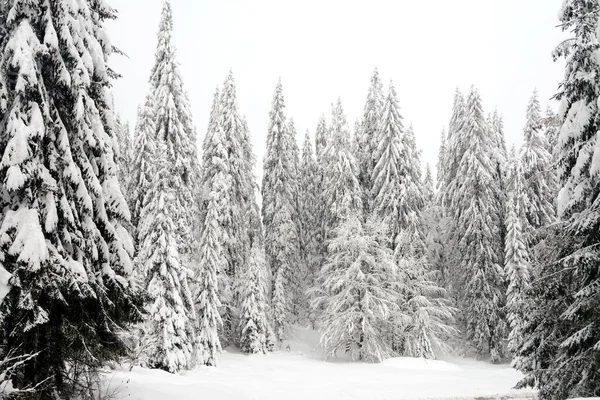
[447,87,506,362]
[357,68,385,210]
[137,141,196,373]
[0,0,143,394]
[129,94,157,232]
[542,105,561,158]
[437,128,447,190]
[423,164,434,205]
[519,90,556,242]
[504,155,530,361]
[322,99,363,239]
[314,216,397,362]
[516,1,600,397]
[489,110,509,277]
[313,115,330,271]
[299,131,321,296]
[115,114,132,198]
[218,71,256,344]
[261,80,301,341]
[239,243,271,354]
[197,88,233,334]
[428,128,452,287]
[395,233,456,360]
[314,114,329,162]
[442,88,466,203]
[148,0,199,258]
[371,82,423,250]
[194,106,228,365]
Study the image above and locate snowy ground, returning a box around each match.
[102,326,536,400]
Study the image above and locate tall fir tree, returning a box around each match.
[114,114,132,198]
[357,68,385,211]
[136,141,196,373]
[517,1,600,397]
[218,71,256,344]
[443,89,466,204]
[195,186,223,366]
[436,128,447,191]
[504,155,531,361]
[314,115,329,162]
[520,90,556,242]
[371,83,423,250]
[148,0,199,258]
[194,93,228,365]
[314,216,397,362]
[447,87,506,362]
[261,81,301,340]
[322,99,363,240]
[299,130,321,314]
[129,94,157,232]
[423,164,434,206]
[0,0,142,394]
[239,243,271,354]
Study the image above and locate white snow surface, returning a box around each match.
[102,326,535,400]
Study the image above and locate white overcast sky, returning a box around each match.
[108,0,565,179]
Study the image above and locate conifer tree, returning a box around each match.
[0,0,142,394]
[314,115,329,162]
[517,2,600,397]
[239,243,271,354]
[137,142,196,373]
[436,128,447,190]
[443,89,466,201]
[395,240,456,360]
[314,216,397,362]
[357,68,385,210]
[447,87,506,362]
[371,83,423,250]
[299,131,321,293]
[542,105,560,157]
[520,90,556,241]
[148,0,199,257]
[504,155,530,360]
[194,100,227,364]
[262,81,301,340]
[129,94,157,232]
[115,115,132,197]
[218,71,257,343]
[423,164,434,205]
[322,99,363,239]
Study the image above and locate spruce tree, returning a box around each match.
[443,89,466,202]
[447,87,506,362]
[517,1,600,397]
[148,0,199,258]
[314,216,397,362]
[299,131,321,295]
[0,1,142,394]
[239,243,271,354]
[218,71,256,343]
[136,142,196,373]
[423,164,434,205]
[371,83,423,250]
[436,128,447,190]
[129,94,157,232]
[520,90,556,241]
[261,81,300,340]
[314,115,329,162]
[322,99,363,239]
[194,104,227,364]
[504,155,530,360]
[357,68,385,210]
[115,115,132,198]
